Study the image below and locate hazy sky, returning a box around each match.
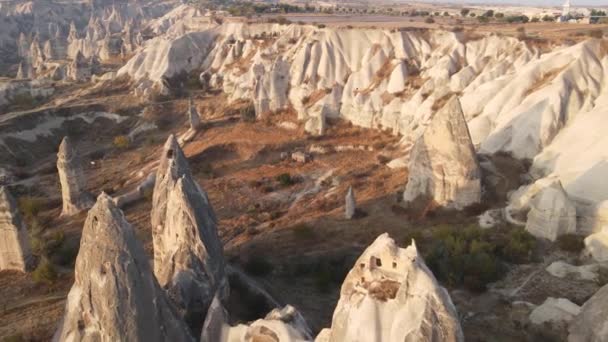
[421,0,607,7]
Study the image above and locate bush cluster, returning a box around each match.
[424,225,536,291]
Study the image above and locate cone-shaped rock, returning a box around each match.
[403,96,481,210]
[325,233,464,342]
[188,98,201,130]
[53,193,194,342]
[158,175,227,331]
[57,137,93,216]
[568,283,608,342]
[151,134,190,232]
[16,62,25,80]
[345,186,356,219]
[0,187,33,272]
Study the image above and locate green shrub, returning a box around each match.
[502,227,536,264]
[424,17,435,24]
[240,104,256,123]
[276,173,296,187]
[32,258,57,285]
[557,234,585,253]
[424,225,535,291]
[244,256,274,277]
[18,196,44,219]
[3,334,25,342]
[113,135,130,149]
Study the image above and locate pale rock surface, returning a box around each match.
[304,113,326,136]
[188,97,201,130]
[0,186,32,272]
[568,283,608,342]
[158,175,227,327]
[403,97,481,210]
[151,134,190,232]
[200,300,313,342]
[57,137,93,216]
[546,261,599,282]
[325,233,463,342]
[345,186,356,219]
[525,180,577,241]
[529,298,581,326]
[584,226,608,263]
[152,135,227,327]
[53,193,194,342]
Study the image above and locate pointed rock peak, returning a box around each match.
[54,192,194,342]
[345,186,356,219]
[57,136,74,160]
[403,95,481,210]
[0,186,33,272]
[156,174,226,332]
[160,134,189,174]
[16,62,25,80]
[325,233,463,341]
[188,98,201,129]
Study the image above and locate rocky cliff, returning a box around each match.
[53,193,194,342]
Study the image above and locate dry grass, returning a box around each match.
[523,64,570,97]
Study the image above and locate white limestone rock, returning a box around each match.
[529,298,581,326]
[568,284,608,342]
[151,134,190,232]
[325,233,463,342]
[158,175,227,328]
[53,193,194,342]
[584,226,608,263]
[304,113,326,136]
[0,187,33,272]
[403,96,481,210]
[546,261,599,282]
[525,180,576,241]
[152,135,227,329]
[66,51,91,82]
[57,137,93,216]
[200,301,313,342]
[345,186,356,219]
[188,97,201,130]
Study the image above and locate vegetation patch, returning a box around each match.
[423,225,537,291]
[556,234,585,253]
[244,256,274,277]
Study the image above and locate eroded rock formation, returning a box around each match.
[403,96,481,210]
[200,298,313,342]
[0,186,32,272]
[151,134,227,331]
[57,137,93,216]
[525,180,576,241]
[324,233,463,342]
[53,193,193,342]
[158,175,227,330]
[568,283,608,342]
[345,186,356,219]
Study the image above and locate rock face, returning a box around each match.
[57,137,93,216]
[0,187,32,272]
[529,298,581,326]
[525,180,576,241]
[403,97,481,210]
[158,175,227,329]
[585,226,608,262]
[200,298,313,342]
[53,193,193,342]
[568,283,608,342]
[345,186,356,219]
[151,135,227,331]
[188,97,201,130]
[546,261,599,282]
[151,135,190,231]
[325,233,463,342]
